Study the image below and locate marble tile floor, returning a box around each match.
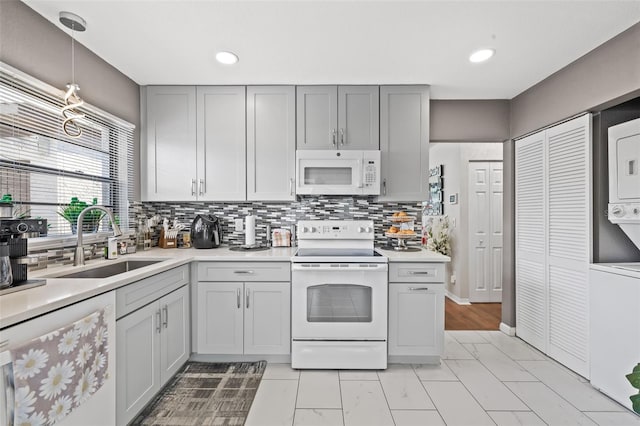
[245,331,640,426]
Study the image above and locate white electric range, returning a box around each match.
[291,220,388,369]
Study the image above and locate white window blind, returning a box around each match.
[0,62,134,236]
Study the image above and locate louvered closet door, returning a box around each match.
[515,131,547,352]
[546,114,591,378]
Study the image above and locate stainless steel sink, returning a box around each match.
[54,260,164,279]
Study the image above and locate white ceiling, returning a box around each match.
[22,0,640,99]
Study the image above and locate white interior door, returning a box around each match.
[468,161,503,302]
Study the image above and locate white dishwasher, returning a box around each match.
[0,291,116,426]
[590,264,640,412]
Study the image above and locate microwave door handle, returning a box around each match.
[357,159,363,188]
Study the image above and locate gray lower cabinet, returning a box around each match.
[296,85,379,150]
[116,267,190,425]
[388,262,444,363]
[195,262,291,357]
[379,85,430,201]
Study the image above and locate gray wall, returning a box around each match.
[510,22,640,139]
[0,0,141,198]
[431,100,510,142]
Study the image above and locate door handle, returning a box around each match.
[340,128,345,146]
[162,304,168,328]
[382,179,387,195]
[409,287,430,291]
[191,179,196,196]
[237,288,241,309]
[409,271,431,275]
[199,179,205,196]
[246,288,250,309]
[332,129,337,146]
[290,178,294,196]
[234,270,254,274]
[156,309,162,333]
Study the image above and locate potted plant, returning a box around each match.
[58,197,105,234]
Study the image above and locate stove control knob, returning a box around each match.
[357,226,365,233]
[611,205,625,218]
[302,227,309,233]
[310,226,317,233]
[365,226,373,233]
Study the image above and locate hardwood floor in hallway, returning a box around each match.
[445,297,502,330]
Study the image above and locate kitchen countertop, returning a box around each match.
[0,245,448,329]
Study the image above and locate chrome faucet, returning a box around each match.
[74,206,122,266]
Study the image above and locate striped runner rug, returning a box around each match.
[131,361,266,426]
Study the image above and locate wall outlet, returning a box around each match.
[450,274,456,284]
[234,218,243,232]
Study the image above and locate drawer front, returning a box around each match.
[197,262,290,282]
[389,263,445,283]
[116,265,190,319]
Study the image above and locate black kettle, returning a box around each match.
[191,214,223,249]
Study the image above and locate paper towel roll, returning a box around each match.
[245,215,256,246]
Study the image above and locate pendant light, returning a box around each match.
[59,11,86,138]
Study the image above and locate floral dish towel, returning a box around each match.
[9,308,110,426]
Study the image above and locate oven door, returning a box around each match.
[291,263,388,340]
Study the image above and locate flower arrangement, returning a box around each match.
[58,197,105,234]
[424,215,452,256]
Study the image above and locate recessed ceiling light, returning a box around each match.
[469,48,495,63]
[216,51,239,65]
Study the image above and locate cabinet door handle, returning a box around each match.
[191,179,196,196]
[382,179,387,195]
[156,309,162,333]
[237,288,241,309]
[162,304,168,328]
[246,288,250,309]
[332,129,337,146]
[409,271,431,275]
[289,178,294,196]
[409,287,430,291]
[234,270,254,274]
[199,179,205,196]
[340,128,345,146]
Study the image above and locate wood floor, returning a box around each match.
[444,297,502,330]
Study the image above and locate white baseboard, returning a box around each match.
[445,291,470,305]
[499,322,516,336]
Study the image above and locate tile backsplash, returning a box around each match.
[132,197,425,248]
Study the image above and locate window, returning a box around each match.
[0,62,134,236]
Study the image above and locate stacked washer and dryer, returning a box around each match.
[590,117,640,412]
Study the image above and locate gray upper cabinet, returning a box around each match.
[297,85,379,150]
[379,85,430,201]
[296,86,338,149]
[247,86,296,201]
[143,86,197,201]
[197,86,246,201]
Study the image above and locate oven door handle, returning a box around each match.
[292,264,388,271]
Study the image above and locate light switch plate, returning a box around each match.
[234,218,243,232]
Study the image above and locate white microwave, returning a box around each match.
[295,150,381,195]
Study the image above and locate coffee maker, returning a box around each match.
[0,218,48,294]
